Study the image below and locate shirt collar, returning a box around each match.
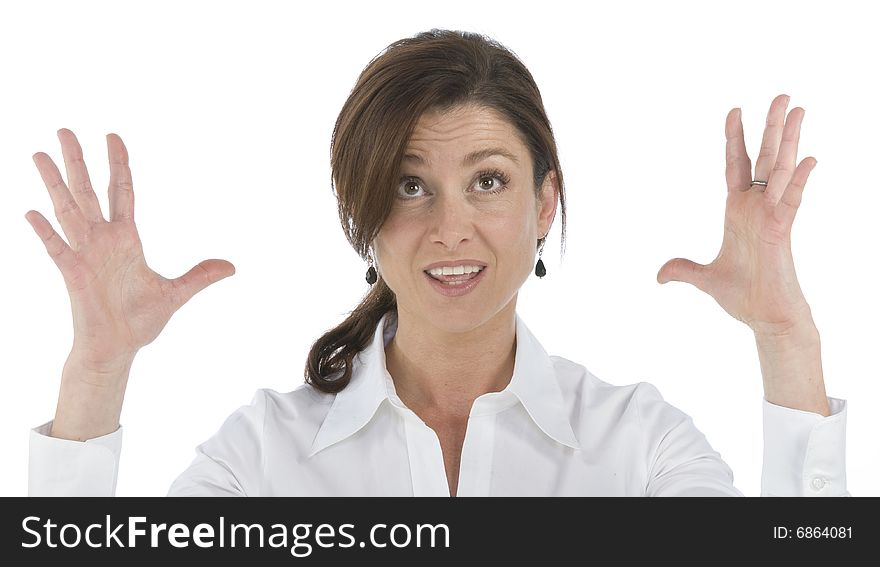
[308,310,581,457]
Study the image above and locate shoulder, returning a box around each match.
[250,382,336,426]
[548,355,690,429]
[201,383,333,440]
[172,384,337,496]
[549,354,651,405]
[205,383,331,439]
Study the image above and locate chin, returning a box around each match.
[398,298,492,334]
[419,296,516,335]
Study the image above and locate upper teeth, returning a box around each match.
[427,265,484,276]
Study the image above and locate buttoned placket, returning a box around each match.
[385,373,518,497]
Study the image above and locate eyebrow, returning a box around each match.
[402,147,520,167]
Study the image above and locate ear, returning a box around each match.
[536,169,558,238]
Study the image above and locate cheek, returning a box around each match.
[380,208,424,239]
[485,211,537,270]
[374,221,418,278]
[501,196,538,243]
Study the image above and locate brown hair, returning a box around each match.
[304,29,568,393]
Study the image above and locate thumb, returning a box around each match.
[656,257,708,289]
[171,259,236,308]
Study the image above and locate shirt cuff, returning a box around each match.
[761,396,848,497]
[28,420,123,497]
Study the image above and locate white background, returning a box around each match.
[2,0,876,496]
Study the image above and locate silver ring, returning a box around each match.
[750,179,768,191]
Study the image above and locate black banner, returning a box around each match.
[1,497,874,563]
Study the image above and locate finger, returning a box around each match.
[776,157,817,228]
[24,210,79,276]
[107,133,135,222]
[656,257,709,292]
[58,129,106,223]
[169,259,237,310]
[753,94,790,185]
[766,107,805,205]
[32,151,90,249]
[725,107,752,192]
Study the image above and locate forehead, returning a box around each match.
[403,104,527,165]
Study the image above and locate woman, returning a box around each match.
[27,29,847,496]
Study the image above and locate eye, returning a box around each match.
[397,178,425,198]
[473,169,511,194]
[477,176,498,191]
[476,175,503,193]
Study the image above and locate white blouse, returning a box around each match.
[29,310,848,496]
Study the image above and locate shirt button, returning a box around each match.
[810,477,827,491]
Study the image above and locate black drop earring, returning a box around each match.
[535,236,547,278]
[365,252,377,285]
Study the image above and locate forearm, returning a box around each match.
[50,350,134,441]
[754,319,829,416]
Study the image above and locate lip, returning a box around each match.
[422,259,488,272]
[423,266,487,297]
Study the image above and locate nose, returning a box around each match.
[429,190,474,250]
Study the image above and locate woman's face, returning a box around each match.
[373,103,557,334]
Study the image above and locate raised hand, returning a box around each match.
[656,94,819,337]
[25,129,236,372]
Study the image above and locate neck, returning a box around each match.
[385,300,517,418]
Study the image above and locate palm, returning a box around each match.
[64,221,177,358]
[59,213,146,294]
[657,94,818,335]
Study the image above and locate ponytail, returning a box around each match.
[304,278,396,393]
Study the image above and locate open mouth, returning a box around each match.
[422,265,487,296]
[424,264,485,285]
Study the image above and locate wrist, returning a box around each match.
[749,299,816,339]
[753,317,820,348]
[753,322,828,416]
[52,351,134,441]
[67,346,138,377]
